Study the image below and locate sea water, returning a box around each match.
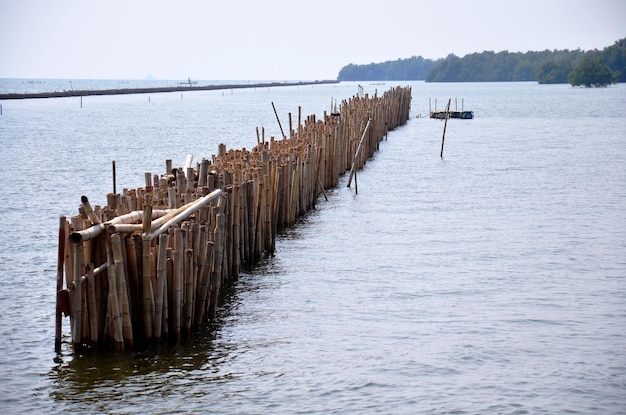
[0,80,624,414]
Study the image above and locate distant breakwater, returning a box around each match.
[0,80,340,100]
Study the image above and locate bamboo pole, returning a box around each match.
[347,118,372,188]
[209,213,225,320]
[172,228,183,340]
[154,233,168,339]
[272,102,286,138]
[87,266,98,346]
[111,233,133,349]
[141,234,154,342]
[144,189,222,240]
[440,98,451,158]
[72,243,83,350]
[108,261,124,351]
[55,216,66,353]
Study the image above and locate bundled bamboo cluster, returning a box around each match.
[55,86,412,352]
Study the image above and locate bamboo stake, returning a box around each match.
[87,266,98,346]
[72,243,83,350]
[154,233,168,339]
[272,102,286,138]
[106,260,124,351]
[183,248,194,334]
[172,228,183,340]
[141,235,154,342]
[209,213,225,320]
[111,233,133,349]
[440,98,451,158]
[55,216,66,353]
[347,118,372,188]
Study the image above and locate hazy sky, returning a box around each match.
[1,0,624,80]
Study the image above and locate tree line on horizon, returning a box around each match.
[336,38,625,87]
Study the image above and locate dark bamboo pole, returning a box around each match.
[440,98,451,158]
[272,102,286,138]
[55,216,66,353]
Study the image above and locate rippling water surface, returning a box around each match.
[0,80,625,414]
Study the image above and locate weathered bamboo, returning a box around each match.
[55,216,66,353]
[58,86,412,352]
[71,243,83,349]
[86,266,98,345]
[111,233,133,349]
[141,234,154,341]
[347,118,372,189]
[153,234,167,339]
[172,228,183,340]
[106,260,124,351]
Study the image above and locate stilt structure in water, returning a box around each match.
[54,86,412,353]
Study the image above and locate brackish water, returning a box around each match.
[0,80,624,414]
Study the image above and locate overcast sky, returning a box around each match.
[1,0,624,80]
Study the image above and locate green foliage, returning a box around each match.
[568,52,617,87]
[603,38,626,82]
[425,49,584,83]
[535,55,579,84]
[337,56,436,81]
[336,38,626,84]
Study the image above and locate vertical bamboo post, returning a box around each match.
[112,161,117,195]
[183,248,194,334]
[154,233,168,340]
[87,266,98,346]
[141,235,154,342]
[106,260,124,351]
[111,233,133,349]
[209,213,225,320]
[72,243,83,350]
[55,216,66,353]
[172,228,183,340]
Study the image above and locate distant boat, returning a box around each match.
[179,78,198,86]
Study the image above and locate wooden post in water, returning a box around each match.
[112,161,117,195]
[440,99,451,158]
[55,216,66,353]
[347,118,372,189]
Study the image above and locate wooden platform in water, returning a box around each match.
[430,110,474,119]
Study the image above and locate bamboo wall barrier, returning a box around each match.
[55,86,412,352]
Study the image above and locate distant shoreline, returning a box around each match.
[0,79,340,100]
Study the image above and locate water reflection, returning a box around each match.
[48,255,287,411]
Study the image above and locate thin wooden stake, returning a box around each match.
[272,102,286,138]
[440,98,451,158]
[112,161,116,195]
[55,216,66,353]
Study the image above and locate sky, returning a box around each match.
[1,0,624,81]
